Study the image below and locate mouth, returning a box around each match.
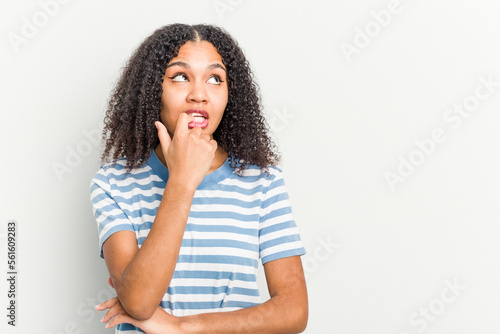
[185,109,209,128]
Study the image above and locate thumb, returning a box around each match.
[155,121,171,152]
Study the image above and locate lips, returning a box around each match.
[185,109,209,128]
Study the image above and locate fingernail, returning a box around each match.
[95,304,100,310]
[100,316,105,323]
[105,323,110,328]
[155,122,159,130]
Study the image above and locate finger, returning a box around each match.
[175,112,195,135]
[209,139,218,148]
[155,121,171,152]
[106,312,137,329]
[95,296,119,311]
[107,277,114,289]
[190,125,203,137]
[101,300,125,323]
[209,139,218,154]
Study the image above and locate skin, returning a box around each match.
[96,40,308,333]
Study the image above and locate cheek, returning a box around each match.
[215,89,229,111]
[161,90,181,113]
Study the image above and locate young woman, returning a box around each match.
[89,23,308,333]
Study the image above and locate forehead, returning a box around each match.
[169,41,223,65]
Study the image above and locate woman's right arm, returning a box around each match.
[101,113,217,321]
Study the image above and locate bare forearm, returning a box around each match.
[180,294,308,334]
[116,179,196,318]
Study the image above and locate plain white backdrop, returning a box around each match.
[1,0,500,333]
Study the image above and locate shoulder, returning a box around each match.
[90,158,128,188]
[89,157,154,191]
[231,161,285,192]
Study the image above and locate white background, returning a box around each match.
[1,0,499,333]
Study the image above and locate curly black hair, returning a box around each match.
[100,23,280,175]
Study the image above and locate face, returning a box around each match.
[160,40,228,139]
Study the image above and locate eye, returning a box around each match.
[168,73,188,82]
[207,75,223,85]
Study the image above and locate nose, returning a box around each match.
[187,79,208,103]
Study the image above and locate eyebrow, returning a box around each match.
[166,61,226,72]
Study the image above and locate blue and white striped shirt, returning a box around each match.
[89,149,305,333]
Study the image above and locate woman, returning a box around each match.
[90,23,308,333]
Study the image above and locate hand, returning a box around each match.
[96,278,184,333]
[97,298,183,333]
[155,113,218,189]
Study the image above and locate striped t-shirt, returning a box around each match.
[89,148,306,333]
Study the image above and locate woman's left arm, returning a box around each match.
[98,255,308,334]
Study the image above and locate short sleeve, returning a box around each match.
[258,168,306,264]
[89,167,135,259]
